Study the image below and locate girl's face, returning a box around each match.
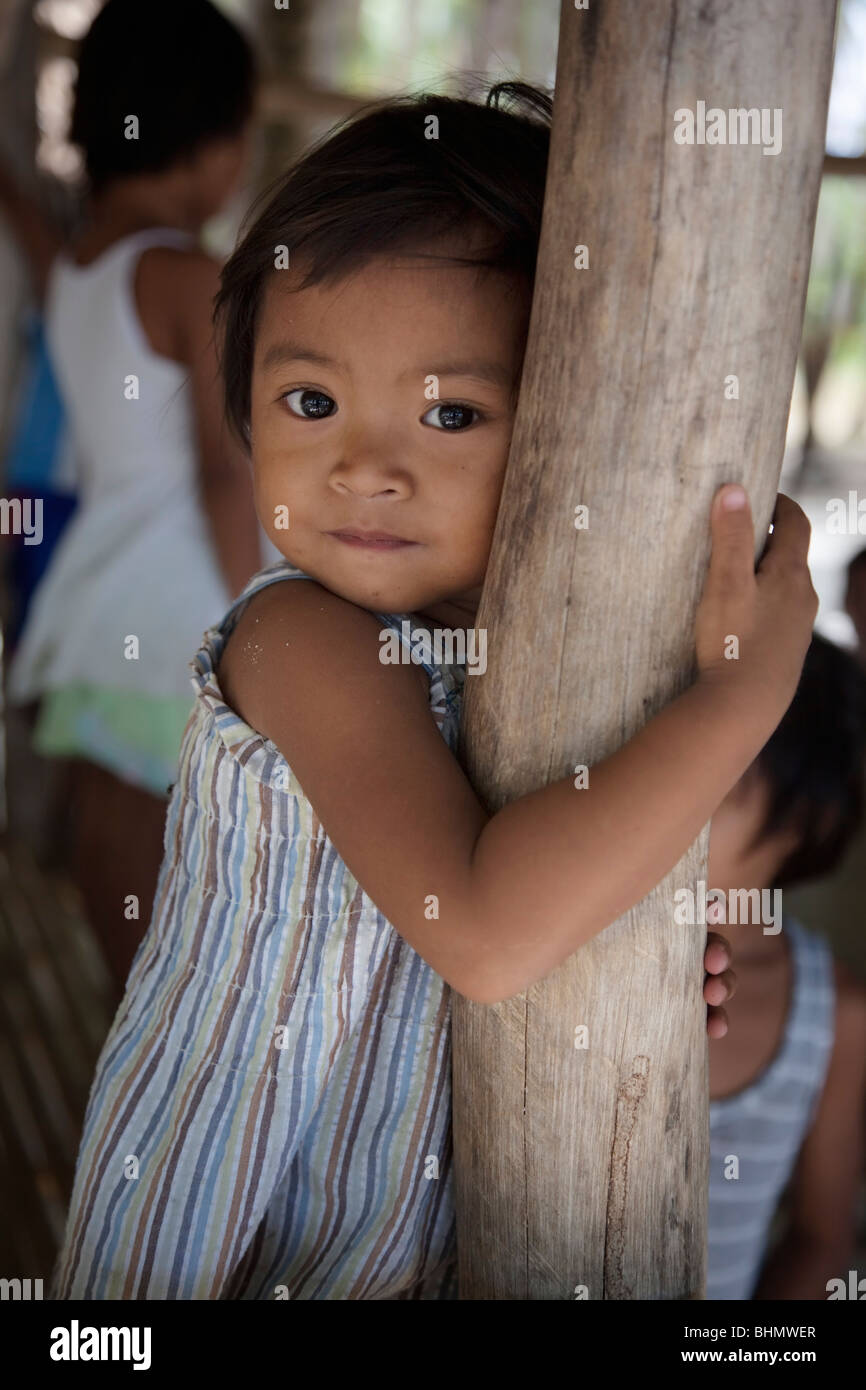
[708,764,801,903]
[248,247,530,624]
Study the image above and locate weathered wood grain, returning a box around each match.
[453,0,837,1300]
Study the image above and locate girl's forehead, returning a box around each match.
[250,276,526,405]
[255,257,529,349]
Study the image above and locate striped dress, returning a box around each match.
[51,559,465,1300]
[707,916,836,1299]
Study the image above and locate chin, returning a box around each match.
[275,539,446,614]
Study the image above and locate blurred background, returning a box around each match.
[0,0,864,1290]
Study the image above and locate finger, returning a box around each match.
[703,484,757,604]
[704,967,737,1006]
[704,932,731,974]
[707,1004,729,1040]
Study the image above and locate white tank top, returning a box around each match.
[7,228,234,702]
[707,916,835,1298]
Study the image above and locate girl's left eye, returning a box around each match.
[281,388,337,419]
[422,402,481,431]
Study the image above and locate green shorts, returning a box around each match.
[34,684,194,798]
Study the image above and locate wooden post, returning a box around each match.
[453,0,837,1300]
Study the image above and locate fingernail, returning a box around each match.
[721,485,746,510]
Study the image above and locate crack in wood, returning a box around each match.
[604,1054,650,1299]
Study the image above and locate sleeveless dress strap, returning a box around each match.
[187,559,461,799]
[216,560,441,678]
[217,559,314,642]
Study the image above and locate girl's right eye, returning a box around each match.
[281,388,337,420]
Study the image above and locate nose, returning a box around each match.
[329,452,412,501]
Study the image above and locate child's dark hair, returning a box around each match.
[70,0,256,194]
[214,80,553,448]
[751,632,866,889]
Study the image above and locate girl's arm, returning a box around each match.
[0,155,63,301]
[221,489,816,1005]
[170,250,262,597]
[752,964,866,1300]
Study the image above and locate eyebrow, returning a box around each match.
[259,340,513,389]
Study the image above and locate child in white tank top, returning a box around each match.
[707,634,866,1299]
[3,0,263,992]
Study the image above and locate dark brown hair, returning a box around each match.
[753,632,866,889]
[213,80,552,448]
[70,0,256,195]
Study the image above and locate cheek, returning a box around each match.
[252,469,297,545]
[447,447,507,519]
[249,468,270,529]
[249,407,288,477]
[472,469,507,538]
[251,399,308,467]
[253,466,291,523]
[250,435,314,537]
[440,487,497,551]
[249,432,286,502]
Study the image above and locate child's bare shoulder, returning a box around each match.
[218,577,428,738]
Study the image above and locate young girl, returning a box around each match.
[707,633,866,1299]
[4,0,263,990]
[52,82,817,1301]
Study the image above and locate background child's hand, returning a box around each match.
[704,931,736,1038]
[695,486,818,721]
